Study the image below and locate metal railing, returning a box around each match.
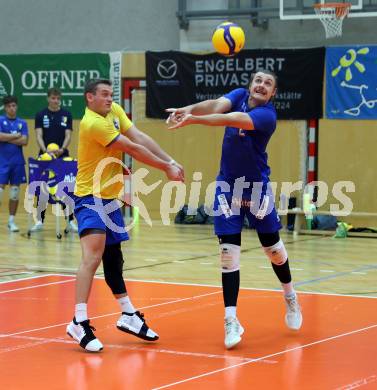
[177,0,377,29]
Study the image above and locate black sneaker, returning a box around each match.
[66,317,103,352]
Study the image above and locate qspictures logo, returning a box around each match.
[0,63,14,110]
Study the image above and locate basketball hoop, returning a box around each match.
[313,2,351,39]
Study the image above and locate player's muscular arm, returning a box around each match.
[125,125,173,162]
[169,112,254,130]
[166,97,231,120]
[187,97,232,115]
[108,134,184,181]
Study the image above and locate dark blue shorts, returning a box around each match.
[213,181,282,236]
[0,164,26,185]
[74,195,129,245]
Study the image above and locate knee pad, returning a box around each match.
[9,186,20,201]
[263,239,287,265]
[220,243,241,273]
[102,243,126,295]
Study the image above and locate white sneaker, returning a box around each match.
[285,294,303,330]
[30,221,43,232]
[117,311,159,341]
[8,221,19,232]
[66,317,103,352]
[224,316,244,349]
[68,220,78,232]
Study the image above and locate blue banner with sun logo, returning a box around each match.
[326,46,377,119]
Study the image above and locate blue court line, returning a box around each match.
[294,264,377,287]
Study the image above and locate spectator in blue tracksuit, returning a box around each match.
[0,95,28,232]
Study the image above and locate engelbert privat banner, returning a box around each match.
[146,48,325,120]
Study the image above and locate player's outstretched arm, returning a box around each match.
[168,112,254,131]
[125,125,177,163]
[109,134,184,182]
[166,97,231,126]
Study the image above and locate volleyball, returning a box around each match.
[212,22,245,56]
[38,152,54,161]
[47,143,59,152]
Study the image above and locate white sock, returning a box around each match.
[282,282,295,297]
[9,215,15,223]
[118,296,135,314]
[0,187,4,206]
[75,303,88,322]
[225,306,237,319]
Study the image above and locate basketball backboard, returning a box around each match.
[279,0,377,20]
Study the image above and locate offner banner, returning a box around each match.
[0,52,121,119]
[146,48,325,120]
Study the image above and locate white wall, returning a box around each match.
[0,0,179,53]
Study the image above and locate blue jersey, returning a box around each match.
[0,115,28,165]
[219,88,277,185]
[35,108,72,154]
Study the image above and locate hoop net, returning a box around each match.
[313,2,351,39]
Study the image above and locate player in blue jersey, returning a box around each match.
[31,87,77,232]
[0,96,28,232]
[167,70,302,349]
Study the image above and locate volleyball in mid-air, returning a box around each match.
[212,22,245,56]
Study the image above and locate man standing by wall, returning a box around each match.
[31,87,77,232]
[0,96,28,232]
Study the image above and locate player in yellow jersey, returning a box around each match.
[67,79,184,352]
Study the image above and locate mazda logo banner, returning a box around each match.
[146,48,325,120]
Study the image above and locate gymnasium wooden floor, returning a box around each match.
[0,216,376,389]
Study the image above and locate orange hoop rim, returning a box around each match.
[313,2,351,18]
[313,2,351,9]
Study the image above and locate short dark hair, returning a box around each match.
[84,79,112,104]
[84,78,112,95]
[249,69,278,89]
[3,95,18,106]
[47,87,61,97]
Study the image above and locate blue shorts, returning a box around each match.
[0,164,26,185]
[74,195,129,245]
[213,181,282,236]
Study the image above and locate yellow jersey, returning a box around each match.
[75,102,133,199]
